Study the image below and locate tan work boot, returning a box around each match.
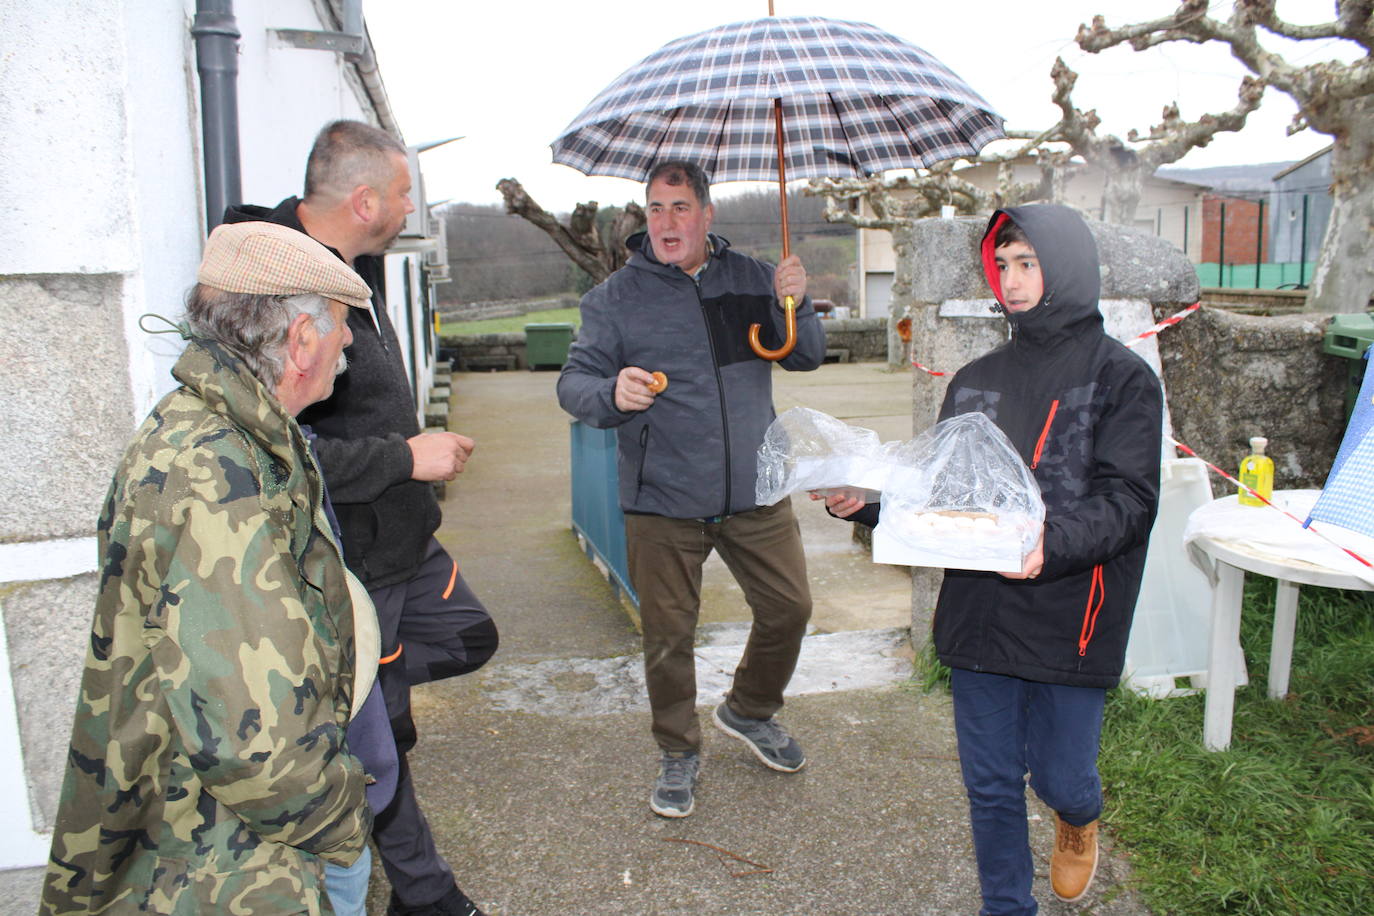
[1050,816,1100,902]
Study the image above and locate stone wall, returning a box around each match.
[820,318,887,361]
[441,317,889,371]
[1157,307,1346,493]
[446,333,530,371]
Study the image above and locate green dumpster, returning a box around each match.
[1323,313,1374,418]
[525,322,574,370]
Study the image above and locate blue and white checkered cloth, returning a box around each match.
[1308,346,1374,539]
[551,16,1004,182]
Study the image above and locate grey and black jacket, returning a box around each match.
[557,231,825,519]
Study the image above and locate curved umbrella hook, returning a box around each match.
[748,296,797,360]
[748,95,798,362]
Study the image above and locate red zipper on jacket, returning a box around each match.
[1079,564,1105,656]
[1031,400,1059,469]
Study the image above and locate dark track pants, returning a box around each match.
[626,499,812,752]
[370,538,499,909]
[950,668,1106,916]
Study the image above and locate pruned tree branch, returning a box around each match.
[1077,1,1374,122]
[1076,0,1374,312]
[1048,55,1262,222]
[496,177,645,285]
[1133,76,1266,166]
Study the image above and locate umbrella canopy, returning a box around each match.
[551,16,1005,183]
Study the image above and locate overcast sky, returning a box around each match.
[362,0,1355,213]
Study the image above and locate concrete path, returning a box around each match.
[368,363,1154,916]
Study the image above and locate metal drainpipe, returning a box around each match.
[192,0,242,233]
[348,35,401,138]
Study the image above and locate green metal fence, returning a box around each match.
[1195,261,1316,290]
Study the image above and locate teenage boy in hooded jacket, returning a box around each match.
[828,204,1162,915]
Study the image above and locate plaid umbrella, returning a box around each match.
[550,16,1005,183]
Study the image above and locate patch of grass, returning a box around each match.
[1099,580,1374,915]
[440,307,582,336]
[913,639,951,692]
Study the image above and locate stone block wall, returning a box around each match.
[446,333,530,371]
[818,318,886,361]
[1156,307,1347,492]
[0,273,135,861]
[1,275,135,538]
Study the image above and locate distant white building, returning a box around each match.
[0,0,445,898]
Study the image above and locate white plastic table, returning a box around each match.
[1188,494,1374,751]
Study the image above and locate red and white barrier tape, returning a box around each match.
[910,301,1202,374]
[1124,302,1201,350]
[1169,436,1372,569]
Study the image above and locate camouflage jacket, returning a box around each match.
[41,339,371,915]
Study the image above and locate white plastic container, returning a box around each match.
[1123,458,1248,697]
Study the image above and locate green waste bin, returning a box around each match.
[525,322,574,370]
[1323,313,1374,418]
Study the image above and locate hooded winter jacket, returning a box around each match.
[223,199,439,589]
[557,231,825,519]
[933,205,1163,688]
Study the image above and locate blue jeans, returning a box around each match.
[324,843,372,916]
[950,668,1107,916]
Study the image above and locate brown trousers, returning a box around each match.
[625,498,813,752]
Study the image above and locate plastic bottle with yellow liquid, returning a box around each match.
[1237,436,1274,506]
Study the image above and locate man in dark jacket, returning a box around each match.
[557,161,826,819]
[830,205,1162,915]
[226,120,498,916]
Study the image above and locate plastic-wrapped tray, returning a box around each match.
[872,507,1037,571]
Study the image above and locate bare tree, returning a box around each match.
[1078,0,1374,312]
[1050,56,1264,224]
[496,178,645,286]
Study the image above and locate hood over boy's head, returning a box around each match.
[981,204,1099,314]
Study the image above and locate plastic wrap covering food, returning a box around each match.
[755,407,894,505]
[872,412,1045,571]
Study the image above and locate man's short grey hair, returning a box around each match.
[185,286,335,389]
[304,119,407,203]
[646,160,711,207]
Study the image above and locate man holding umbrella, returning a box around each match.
[558,160,825,818]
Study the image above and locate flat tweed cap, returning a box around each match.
[198,220,372,310]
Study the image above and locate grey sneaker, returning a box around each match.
[650,750,700,818]
[713,703,806,772]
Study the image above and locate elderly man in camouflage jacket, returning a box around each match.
[41,221,380,915]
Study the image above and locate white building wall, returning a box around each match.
[235,0,377,206]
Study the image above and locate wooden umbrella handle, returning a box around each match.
[749,95,797,362]
[748,296,797,360]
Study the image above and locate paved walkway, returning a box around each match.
[367,363,1154,915]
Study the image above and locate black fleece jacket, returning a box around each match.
[850,206,1162,687]
[941,206,1163,687]
[223,198,439,589]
